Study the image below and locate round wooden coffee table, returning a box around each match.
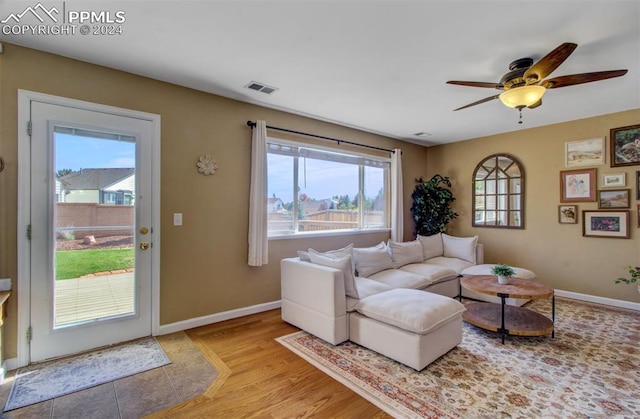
[459,275,555,344]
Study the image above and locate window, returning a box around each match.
[267,138,390,236]
[473,154,524,228]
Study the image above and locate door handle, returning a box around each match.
[140,242,150,250]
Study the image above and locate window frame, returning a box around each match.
[472,153,525,229]
[266,137,391,238]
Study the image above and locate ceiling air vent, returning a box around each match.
[244,81,278,95]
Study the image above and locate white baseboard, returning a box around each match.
[156,300,282,335]
[555,289,640,311]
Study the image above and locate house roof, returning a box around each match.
[59,168,134,190]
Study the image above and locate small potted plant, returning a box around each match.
[614,265,639,294]
[491,264,515,285]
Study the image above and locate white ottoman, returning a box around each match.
[349,289,465,371]
[460,264,536,306]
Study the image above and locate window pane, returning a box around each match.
[267,153,294,233]
[486,180,496,194]
[510,178,522,193]
[363,166,386,228]
[510,211,521,226]
[267,140,390,236]
[298,157,359,232]
[486,195,496,210]
[497,211,508,226]
[497,179,508,194]
[497,195,508,211]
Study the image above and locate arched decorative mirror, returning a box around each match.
[472,153,524,228]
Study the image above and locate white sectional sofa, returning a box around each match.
[280,233,484,370]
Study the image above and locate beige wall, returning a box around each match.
[0,44,427,359]
[427,109,640,303]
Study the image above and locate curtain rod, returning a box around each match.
[246,121,395,154]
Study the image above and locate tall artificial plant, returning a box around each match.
[411,174,459,236]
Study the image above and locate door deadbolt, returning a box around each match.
[139,227,149,234]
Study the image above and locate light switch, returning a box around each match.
[173,213,183,226]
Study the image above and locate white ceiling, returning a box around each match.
[1,0,639,145]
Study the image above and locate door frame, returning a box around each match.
[17,90,161,368]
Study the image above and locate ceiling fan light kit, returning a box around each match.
[447,42,628,123]
[499,85,546,109]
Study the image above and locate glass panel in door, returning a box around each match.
[53,128,136,328]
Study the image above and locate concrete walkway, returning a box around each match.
[54,273,134,326]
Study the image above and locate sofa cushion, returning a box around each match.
[368,269,433,289]
[346,277,394,311]
[423,256,474,274]
[388,239,424,268]
[308,251,359,299]
[298,243,354,262]
[398,263,458,285]
[355,289,466,335]
[417,233,443,260]
[442,234,478,264]
[353,242,394,277]
[355,276,394,298]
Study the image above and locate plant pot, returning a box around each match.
[497,275,510,285]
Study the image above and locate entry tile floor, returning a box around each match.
[0,332,217,418]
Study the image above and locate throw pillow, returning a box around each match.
[442,234,478,264]
[387,239,424,268]
[417,233,443,260]
[353,242,394,277]
[298,243,354,264]
[308,251,359,299]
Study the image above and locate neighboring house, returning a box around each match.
[267,197,284,213]
[58,168,135,205]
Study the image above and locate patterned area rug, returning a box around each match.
[4,337,170,411]
[277,298,640,418]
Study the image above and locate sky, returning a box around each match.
[55,133,135,172]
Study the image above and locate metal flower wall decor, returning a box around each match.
[197,155,218,176]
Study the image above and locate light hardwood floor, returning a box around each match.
[151,309,391,418]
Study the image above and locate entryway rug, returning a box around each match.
[4,336,170,411]
[277,298,640,418]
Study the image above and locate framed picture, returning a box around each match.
[598,189,630,208]
[637,171,640,200]
[601,173,625,188]
[558,205,578,224]
[582,210,630,238]
[610,124,640,167]
[565,137,605,167]
[560,168,597,202]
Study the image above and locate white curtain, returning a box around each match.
[248,120,268,266]
[390,148,403,242]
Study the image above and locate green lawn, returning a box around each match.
[56,248,134,280]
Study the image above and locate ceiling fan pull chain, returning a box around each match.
[518,108,523,124]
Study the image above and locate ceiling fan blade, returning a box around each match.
[542,70,628,88]
[453,94,500,111]
[523,42,578,82]
[528,99,542,109]
[447,81,502,89]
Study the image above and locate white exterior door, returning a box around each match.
[25,96,158,362]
